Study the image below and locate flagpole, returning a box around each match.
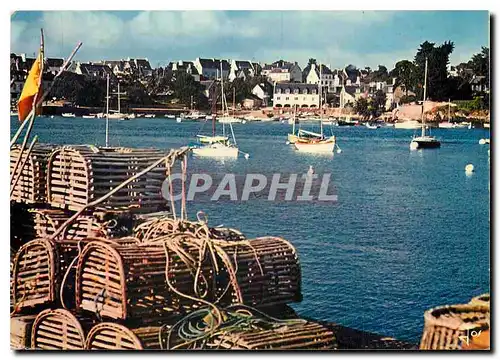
[10,40,83,147]
[10,29,45,189]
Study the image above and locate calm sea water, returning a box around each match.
[11,116,490,343]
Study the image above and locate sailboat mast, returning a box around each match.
[292,104,296,134]
[220,63,226,136]
[421,57,428,137]
[319,63,323,136]
[117,82,121,114]
[105,74,110,147]
[233,87,235,117]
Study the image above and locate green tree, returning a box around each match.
[372,90,387,115]
[390,60,417,95]
[414,40,454,101]
[470,47,489,79]
[354,97,369,119]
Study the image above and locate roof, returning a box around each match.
[235,60,253,69]
[79,63,114,76]
[104,60,126,71]
[343,86,358,96]
[46,58,64,67]
[243,94,262,101]
[135,59,152,70]
[276,83,318,93]
[198,58,230,71]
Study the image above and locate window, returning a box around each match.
[277,96,281,100]
[276,89,282,94]
[286,97,289,100]
[302,89,308,94]
[312,89,317,94]
[285,89,290,94]
[295,97,298,100]
[303,97,306,101]
[294,89,299,94]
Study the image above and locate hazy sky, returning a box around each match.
[11,10,489,69]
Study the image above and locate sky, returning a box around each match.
[10,11,489,70]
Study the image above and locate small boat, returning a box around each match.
[176,117,182,123]
[192,64,243,159]
[438,122,454,129]
[365,123,379,129]
[479,138,490,145]
[145,114,156,118]
[192,135,239,158]
[410,58,440,150]
[10,111,18,116]
[484,123,490,129]
[219,117,242,124]
[395,120,421,129]
[294,131,336,153]
[82,115,95,119]
[62,113,76,118]
[165,114,176,119]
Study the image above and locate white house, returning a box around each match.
[194,58,230,80]
[228,60,259,82]
[262,60,302,83]
[273,83,319,108]
[171,60,201,81]
[252,83,272,107]
[304,63,345,94]
[340,86,362,108]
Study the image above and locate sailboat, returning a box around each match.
[410,58,441,150]
[294,64,336,153]
[192,64,240,158]
[108,82,130,120]
[287,105,299,143]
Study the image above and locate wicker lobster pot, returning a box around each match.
[85,323,164,350]
[10,144,55,204]
[46,145,168,213]
[208,321,336,350]
[11,238,92,311]
[33,209,104,240]
[75,235,301,321]
[31,308,94,350]
[469,293,490,307]
[218,236,302,306]
[419,304,490,350]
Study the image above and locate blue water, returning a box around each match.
[11,116,490,343]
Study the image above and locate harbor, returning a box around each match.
[9,10,490,351]
[10,114,490,349]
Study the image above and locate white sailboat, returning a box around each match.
[294,63,336,153]
[108,82,130,120]
[192,64,241,158]
[287,104,299,144]
[410,58,441,150]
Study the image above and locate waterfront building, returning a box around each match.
[194,58,230,80]
[304,63,344,94]
[273,83,319,108]
[262,60,302,83]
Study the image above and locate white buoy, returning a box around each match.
[285,141,290,145]
[465,164,474,174]
[336,149,342,154]
[244,153,250,159]
[410,141,419,151]
[479,139,486,145]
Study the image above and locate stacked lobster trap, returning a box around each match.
[10,144,337,350]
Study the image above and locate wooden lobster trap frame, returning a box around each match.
[11,238,90,311]
[85,323,164,350]
[209,321,336,350]
[46,145,168,213]
[75,235,302,322]
[419,303,490,350]
[31,308,94,350]
[10,144,55,204]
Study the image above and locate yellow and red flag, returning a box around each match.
[17,52,43,122]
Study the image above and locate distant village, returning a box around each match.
[10,51,490,119]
